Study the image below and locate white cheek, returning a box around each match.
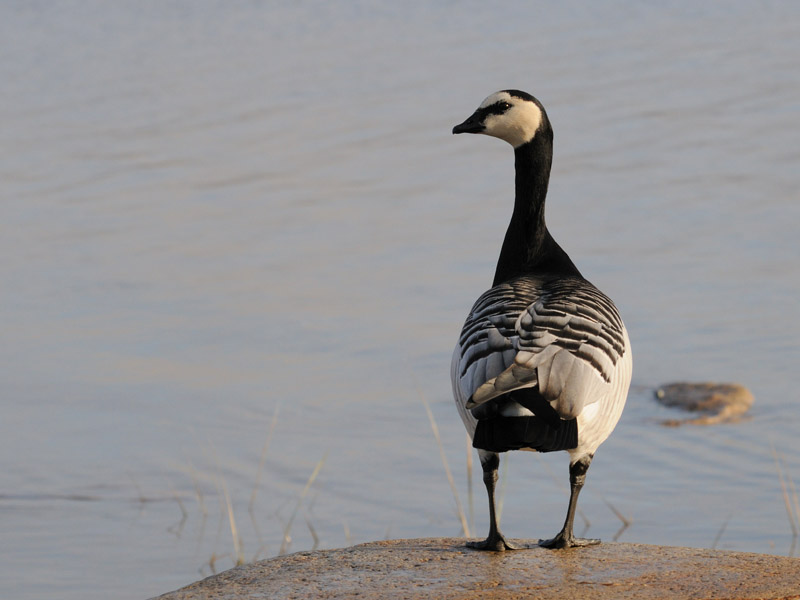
[483,104,543,148]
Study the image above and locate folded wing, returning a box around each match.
[454,277,626,420]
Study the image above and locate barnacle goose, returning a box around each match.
[451,90,632,551]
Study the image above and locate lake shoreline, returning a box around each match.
[152,537,800,599]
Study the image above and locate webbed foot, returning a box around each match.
[539,532,600,549]
[466,533,520,552]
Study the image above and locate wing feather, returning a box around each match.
[453,276,627,420]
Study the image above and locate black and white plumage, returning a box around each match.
[451,90,632,551]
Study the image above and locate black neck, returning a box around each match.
[492,133,582,286]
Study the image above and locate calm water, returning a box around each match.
[2,2,799,598]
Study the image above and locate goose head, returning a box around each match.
[452,90,549,148]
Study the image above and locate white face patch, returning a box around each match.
[478,91,543,148]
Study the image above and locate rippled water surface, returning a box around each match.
[2,2,799,598]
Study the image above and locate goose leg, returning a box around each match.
[468,451,519,551]
[539,454,600,549]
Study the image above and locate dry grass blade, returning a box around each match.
[342,520,352,545]
[603,497,631,527]
[602,496,631,542]
[205,438,246,565]
[186,461,208,517]
[207,471,227,551]
[787,468,800,533]
[249,405,281,514]
[207,552,220,575]
[612,522,629,542]
[279,453,328,555]
[712,514,731,550]
[221,479,245,566]
[166,476,188,520]
[420,391,471,538]
[405,361,470,538]
[247,405,281,558]
[536,454,590,528]
[770,439,798,537]
[305,515,320,551]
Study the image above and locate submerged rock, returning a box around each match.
[654,382,754,426]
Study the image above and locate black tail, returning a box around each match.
[472,415,578,453]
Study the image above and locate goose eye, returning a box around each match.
[500,102,512,110]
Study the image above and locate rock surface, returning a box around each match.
[152,538,800,600]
